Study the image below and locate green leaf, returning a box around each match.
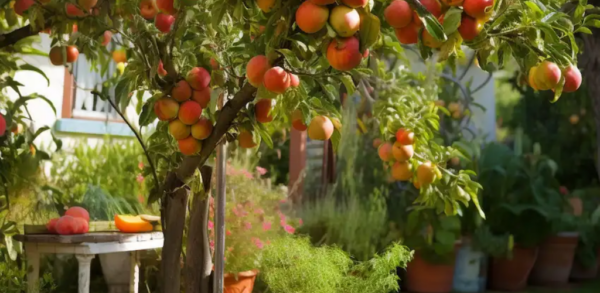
[423,16,447,42]
[339,75,355,96]
[19,64,49,86]
[575,27,593,34]
[255,122,273,149]
[277,49,302,68]
[114,77,132,112]
[139,102,157,127]
[524,1,544,19]
[11,94,57,116]
[359,14,381,52]
[443,8,462,35]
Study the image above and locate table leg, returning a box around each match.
[25,243,40,293]
[76,254,95,293]
[129,251,139,293]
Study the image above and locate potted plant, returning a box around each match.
[402,208,461,293]
[478,142,560,290]
[211,163,297,292]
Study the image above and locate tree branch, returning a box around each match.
[0,24,41,49]
[175,83,257,182]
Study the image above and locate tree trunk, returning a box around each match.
[185,166,214,293]
[581,14,600,183]
[160,181,189,293]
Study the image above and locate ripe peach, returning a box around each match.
[14,0,34,16]
[46,218,59,233]
[378,142,393,161]
[528,66,539,90]
[396,128,414,145]
[102,31,112,46]
[392,161,412,181]
[186,67,211,90]
[373,138,382,148]
[264,67,291,94]
[49,46,79,65]
[66,3,85,17]
[395,23,419,44]
[289,73,300,87]
[342,0,368,8]
[55,216,81,235]
[178,101,203,125]
[417,161,436,186]
[140,0,158,19]
[112,50,127,63]
[327,37,362,71]
[154,98,179,121]
[392,142,414,162]
[255,99,274,123]
[562,65,582,93]
[257,0,276,13]
[463,0,493,19]
[158,60,167,76]
[65,206,90,222]
[239,130,257,148]
[308,116,334,141]
[458,15,483,41]
[309,0,335,4]
[291,110,308,131]
[155,13,175,33]
[329,5,361,37]
[78,0,97,10]
[169,119,191,139]
[246,55,270,87]
[0,114,5,137]
[172,80,192,102]
[384,0,413,29]
[157,0,176,15]
[192,87,211,108]
[65,46,79,62]
[296,1,329,34]
[535,61,561,90]
[76,218,89,234]
[191,117,213,140]
[178,136,202,155]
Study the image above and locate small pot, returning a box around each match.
[453,239,486,292]
[489,246,538,291]
[224,270,258,293]
[406,249,458,293]
[529,233,579,285]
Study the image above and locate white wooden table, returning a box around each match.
[14,232,164,293]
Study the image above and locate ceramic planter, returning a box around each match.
[489,246,538,291]
[529,233,579,285]
[452,241,487,292]
[406,250,458,293]
[224,270,258,293]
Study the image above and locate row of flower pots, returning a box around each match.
[403,234,599,293]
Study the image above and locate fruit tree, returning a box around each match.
[0,0,596,292]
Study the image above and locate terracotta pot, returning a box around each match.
[489,246,538,291]
[224,270,258,293]
[406,250,457,293]
[529,233,579,285]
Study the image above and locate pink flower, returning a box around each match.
[244,222,252,230]
[137,194,144,203]
[242,170,253,179]
[262,221,272,231]
[280,219,286,227]
[560,186,569,195]
[252,237,264,249]
[254,208,265,215]
[138,162,144,170]
[136,174,144,183]
[210,240,215,249]
[256,166,268,175]
[226,230,232,236]
[208,220,214,230]
[284,225,295,234]
[232,207,241,217]
[279,199,287,204]
[298,219,303,226]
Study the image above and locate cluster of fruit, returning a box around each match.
[385,0,491,47]
[528,62,582,93]
[46,207,90,235]
[246,55,301,94]
[153,67,214,155]
[138,0,180,33]
[378,129,442,189]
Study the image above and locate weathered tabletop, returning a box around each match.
[14,231,163,244]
